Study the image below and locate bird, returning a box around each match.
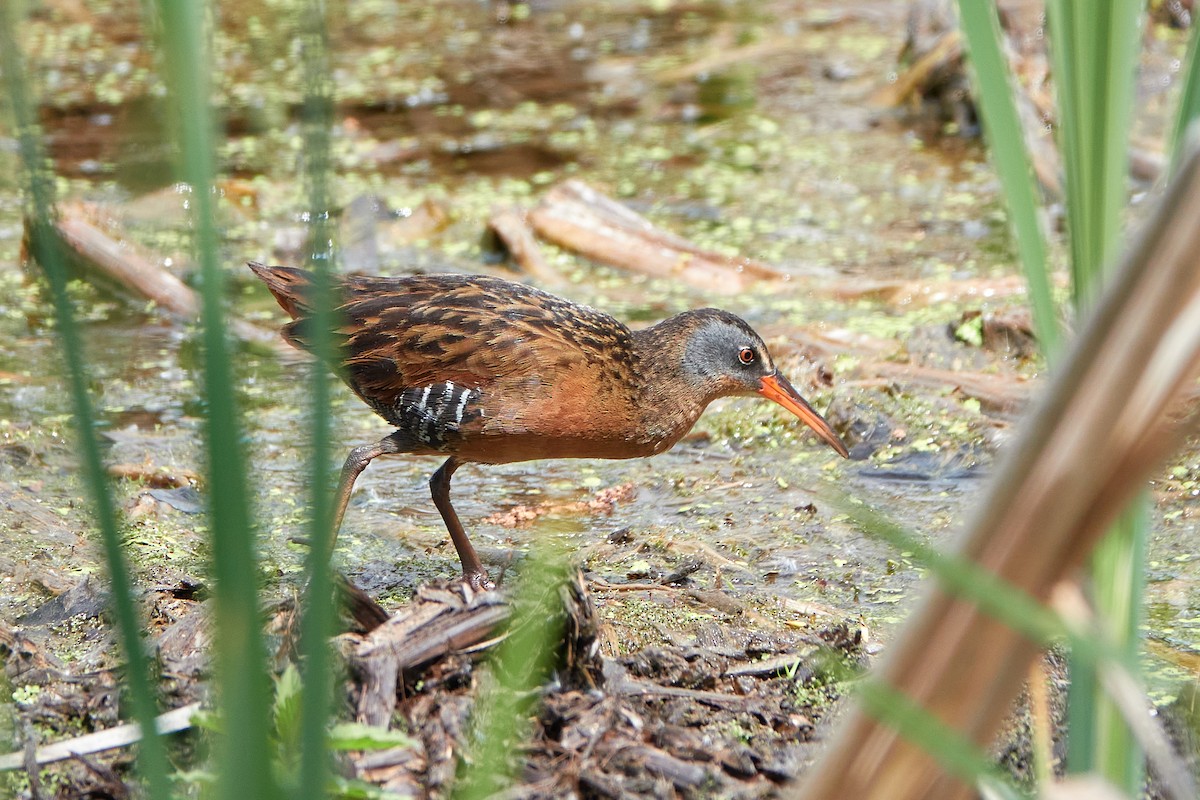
[248,262,848,590]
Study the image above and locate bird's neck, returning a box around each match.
[628,318,712,454]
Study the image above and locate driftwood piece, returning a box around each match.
[723,652,813,679]
[775,327,1033,416]
[869,29,963,110]
[53,211,200,314]
[528,180,784,294]
[781,318,1196,429]
[352,744,427,798]
[486,205,567,287]
[354,583,510,726]
[337,575,391,633]
[35,207,283,350]
[603,669,755,713]
[628,744,709,789]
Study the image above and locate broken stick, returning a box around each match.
[529,180,783,294]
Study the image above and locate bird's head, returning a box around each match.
[662,309,849,458]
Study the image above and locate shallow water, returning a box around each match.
[1,0,1197,701]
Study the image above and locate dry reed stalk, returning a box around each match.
[795,147,1200,799]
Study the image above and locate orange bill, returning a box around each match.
[758,372,849,458]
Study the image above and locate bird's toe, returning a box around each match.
[465,570,496,592]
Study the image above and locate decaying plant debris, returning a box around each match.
[1,569,866,799]
[343,572,867,799]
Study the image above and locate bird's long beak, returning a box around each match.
[758,372,849,458]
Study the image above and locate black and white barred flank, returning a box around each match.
[393,381,482,448]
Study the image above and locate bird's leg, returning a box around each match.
[329,432,404,552]
[430,457,493,590]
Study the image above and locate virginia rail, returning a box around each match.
[249,262,848,589]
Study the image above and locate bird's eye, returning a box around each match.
[738,347,755,365]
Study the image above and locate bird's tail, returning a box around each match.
[248,261,351,355]
[247,261,316,320]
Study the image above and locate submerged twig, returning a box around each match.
[0,703,201,772]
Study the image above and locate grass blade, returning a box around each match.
[955,2,1061,356]
[151,2,279,798]
[1045,1,1145,790]
[452,557,572,800]
[294,0,338,796]
[1065,504,1147,788]
[1046,0,1142,303]
[856,681,1027,800]
[0,7,173,798]
[1170,22,1200,174]
[835,496,1195,800]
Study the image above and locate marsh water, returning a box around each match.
[1,0,1198,706]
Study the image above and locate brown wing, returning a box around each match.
[250,263,639,442]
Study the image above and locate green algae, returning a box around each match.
[2,0,1199,745]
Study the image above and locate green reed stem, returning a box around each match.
[1170,19,1200,175]
[0,6,173,797]
[152,2,279,798]
[1065,504,1147,789]
[857,681,1027,800]
[452,556,571,800]
[1045,1,1145,790]
[295,0,338,796]
[1046,0,1141,308]
[955,1,1061,357]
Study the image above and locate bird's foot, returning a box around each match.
[464,570,496,592]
